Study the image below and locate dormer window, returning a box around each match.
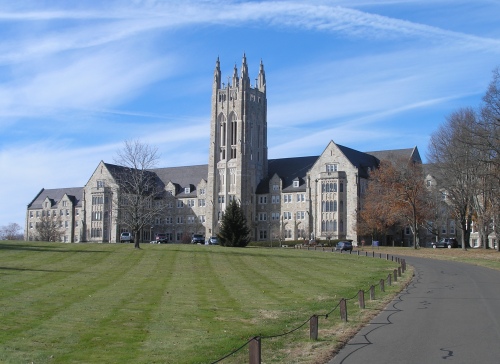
[185,187,191,194]
[293,180,299,188]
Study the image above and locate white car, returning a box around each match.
[120,232,133,243]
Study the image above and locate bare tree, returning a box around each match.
[422,181,455,244]
[480,67,500,168]
[35,215,63,242]
[479,68,500,250]
[427,108,481,250]
[113,140,166,249]
[0,223,22,240]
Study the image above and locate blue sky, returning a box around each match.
[1,0,500,229]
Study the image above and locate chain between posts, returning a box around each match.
[210,255,407,364]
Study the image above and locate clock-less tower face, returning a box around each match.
[205,55,267,238]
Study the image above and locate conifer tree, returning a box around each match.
[218,200,251,247]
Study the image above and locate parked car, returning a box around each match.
[191,234,205,244]
[155,233,168,244]
[120,232,133,243]
[432,238,459,249]
[335,241,353,251]
[208,236,219,245]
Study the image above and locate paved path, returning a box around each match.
[328,256,500,364]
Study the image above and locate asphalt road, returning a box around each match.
[328,255,500,364]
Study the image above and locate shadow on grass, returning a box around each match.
[0,243,109,253]
[0,266,77,273]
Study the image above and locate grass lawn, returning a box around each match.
[0,242,410,364]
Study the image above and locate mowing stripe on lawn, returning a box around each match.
[0,242,405,364]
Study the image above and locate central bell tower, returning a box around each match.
[206,54,268,238]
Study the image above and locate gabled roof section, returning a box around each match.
[152,164,208,197]
[365,146,421,164]
[103,162,129,180]
[335,143,380,177]
[27,187,83,209]
[103,162,159,183]
[257,156,318,193]
[101,161,166,192]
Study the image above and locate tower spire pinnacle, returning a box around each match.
[213,56,221,89]
[258,59,266,93]
[241,53,249,86]
[232,63,239,88]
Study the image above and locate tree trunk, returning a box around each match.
[134,229,140,249]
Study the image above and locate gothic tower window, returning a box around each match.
[218,113,226,161]
[229,113,237,159]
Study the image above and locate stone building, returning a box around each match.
[26,187,84,242]
[25,55,421,244]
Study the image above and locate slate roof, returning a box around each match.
[104,162,160,183]
[365,147,421,164]
[103,162,130,179]
[27,187,83,209]
[151,164,208,197]
[337,144,380,178]
[257,156,318,193]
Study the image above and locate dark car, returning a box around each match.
[155,233,168,244]
[335,241,353,251]
[432,238,459,249]
[191,234,205,244]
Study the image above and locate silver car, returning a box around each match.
[120,232,133,243]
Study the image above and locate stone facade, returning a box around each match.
[25,187,83,242]
[25,55,421,244]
